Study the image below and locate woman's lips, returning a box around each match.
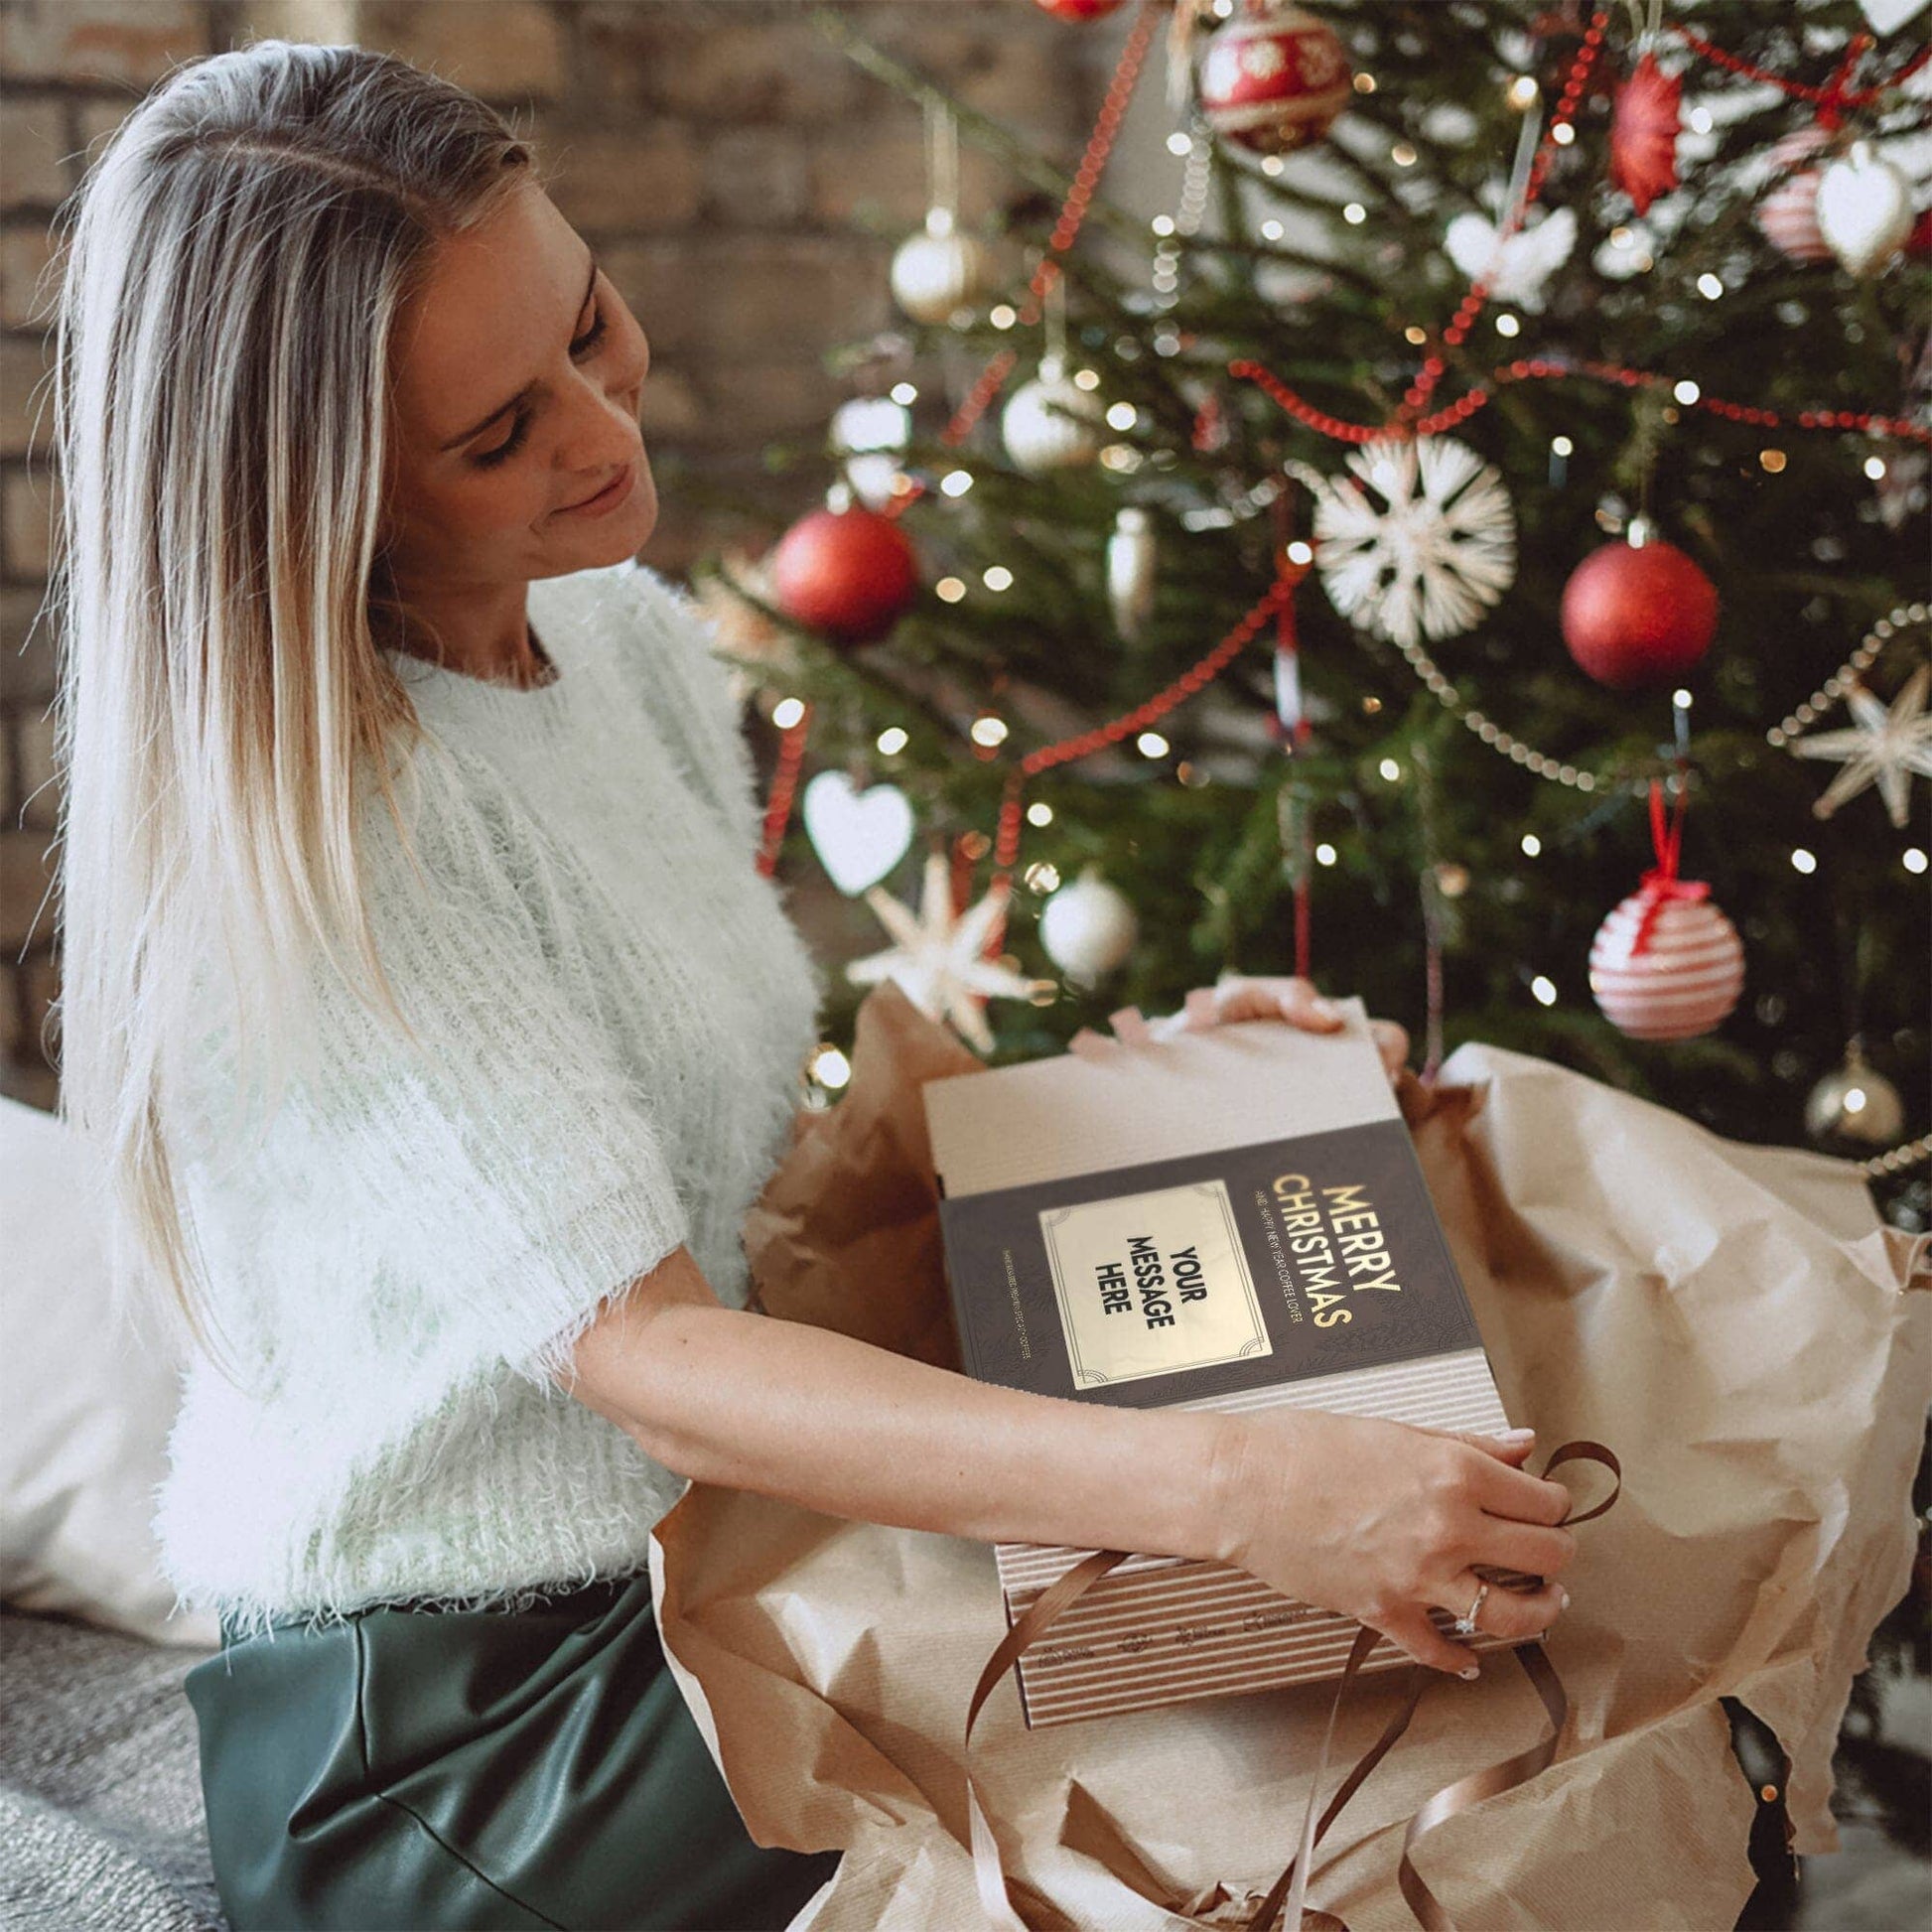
[558,462,636,517]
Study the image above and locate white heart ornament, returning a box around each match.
[1816,144,1913,278]
[1858,0,1928,33]
[802,770,914,897]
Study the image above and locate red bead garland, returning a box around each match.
[1401,12,1609,419]
[1230,355,1932,449]
[756,703,813,879]
[1668,26,1929,126]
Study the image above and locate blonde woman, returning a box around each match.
[48,39,1577,1932]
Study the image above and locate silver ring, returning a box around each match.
[1449,1580,1490,1639]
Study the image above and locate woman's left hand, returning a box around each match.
[1073,974,1409,1086]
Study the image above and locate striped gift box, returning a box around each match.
[922,999,1533,1728]
[996,1349,1530,1726]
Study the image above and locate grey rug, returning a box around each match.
[0,1610,223,1932]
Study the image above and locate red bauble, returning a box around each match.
[1610,53,1680,215]
[770,506,919,645]
[1034,0,1126,18]
[1199,2,1351,156]
[1561,539,1719,689]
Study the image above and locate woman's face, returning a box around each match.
[381,177,657,596]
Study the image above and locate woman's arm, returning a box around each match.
[563,1246,1578,1675]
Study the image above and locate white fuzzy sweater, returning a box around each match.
[154,559,828,1637]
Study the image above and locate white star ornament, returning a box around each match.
[1788,665,1932,830]
[845,849,1044,1053]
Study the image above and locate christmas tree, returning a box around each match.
[693,5,1930,1909]
[706,0,1929,1242]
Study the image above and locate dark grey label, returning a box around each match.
[936,1116,1481,1408]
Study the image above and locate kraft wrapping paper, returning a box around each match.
[646,983,1931,1932]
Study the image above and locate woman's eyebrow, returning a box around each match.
[439,250,601,453]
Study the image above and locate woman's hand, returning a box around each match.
[1211,1408,1577,1675]
[1172,973,1409,1083]
[1070,975,1408,1081]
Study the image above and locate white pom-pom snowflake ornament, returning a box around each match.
[1294,437,1516,649]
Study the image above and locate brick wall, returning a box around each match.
[0,0,1111,1107]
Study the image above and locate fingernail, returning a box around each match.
[1559,1587,1571,1610]
[1499,1427,1537,1442]
[1311,996,1342,1020]
[1459,1664,1480,1681]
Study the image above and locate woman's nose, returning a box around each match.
[564,377,643,465]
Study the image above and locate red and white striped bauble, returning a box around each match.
[1756,126,1835,264]
[1588,888,1744,1040]
[1199,2,1351,156]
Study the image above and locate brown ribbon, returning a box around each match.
[962,1441,1622,1932]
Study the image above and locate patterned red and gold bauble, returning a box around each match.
[1561,533,1719,689]
[770,506,919,645]
[1198,2,1351,156]
[1034,0,1127,19]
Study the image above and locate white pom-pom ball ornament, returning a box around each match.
[1002,354,1105,476]
[1039,868,1139,984]
[890,208,986,326]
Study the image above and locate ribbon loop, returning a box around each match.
[956,1441,1624,1932]
[1626,780,1712,957]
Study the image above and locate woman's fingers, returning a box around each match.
[1458,1514,1578,1582]
[1171,979,1405,1086]
[1370,1018,1410,1078]
[1427,1571,1567,1645]
[1207,975,1344,1031]
[1369,1603,1479,1677]
[1467,1450,1578,1527]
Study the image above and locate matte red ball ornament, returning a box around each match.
[1610,53,1680,216]
[1561,535,1719,689]
[1034,0,1127,18]
[770,506,919,646]
[1199,2,1351,156]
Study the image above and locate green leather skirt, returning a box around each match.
[183,1572,841,1931]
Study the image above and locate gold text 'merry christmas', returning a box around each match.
[1270,1173,1404,1325]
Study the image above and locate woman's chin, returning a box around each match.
[557,468,657,562]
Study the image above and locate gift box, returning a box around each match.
[920,997,1533,1726]
[652,982,1930,1931]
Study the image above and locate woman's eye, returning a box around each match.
[472,299,609,469]
[473,415,530,469]
[571,305,609,359]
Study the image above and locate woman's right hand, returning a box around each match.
[1211,1408,1578,1676]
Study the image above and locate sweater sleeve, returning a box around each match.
[183,744,694,1397]
[601,559,764,861]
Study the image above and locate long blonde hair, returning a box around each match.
[48,39,537,1369]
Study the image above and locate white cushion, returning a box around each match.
[0,1095,216,1646]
